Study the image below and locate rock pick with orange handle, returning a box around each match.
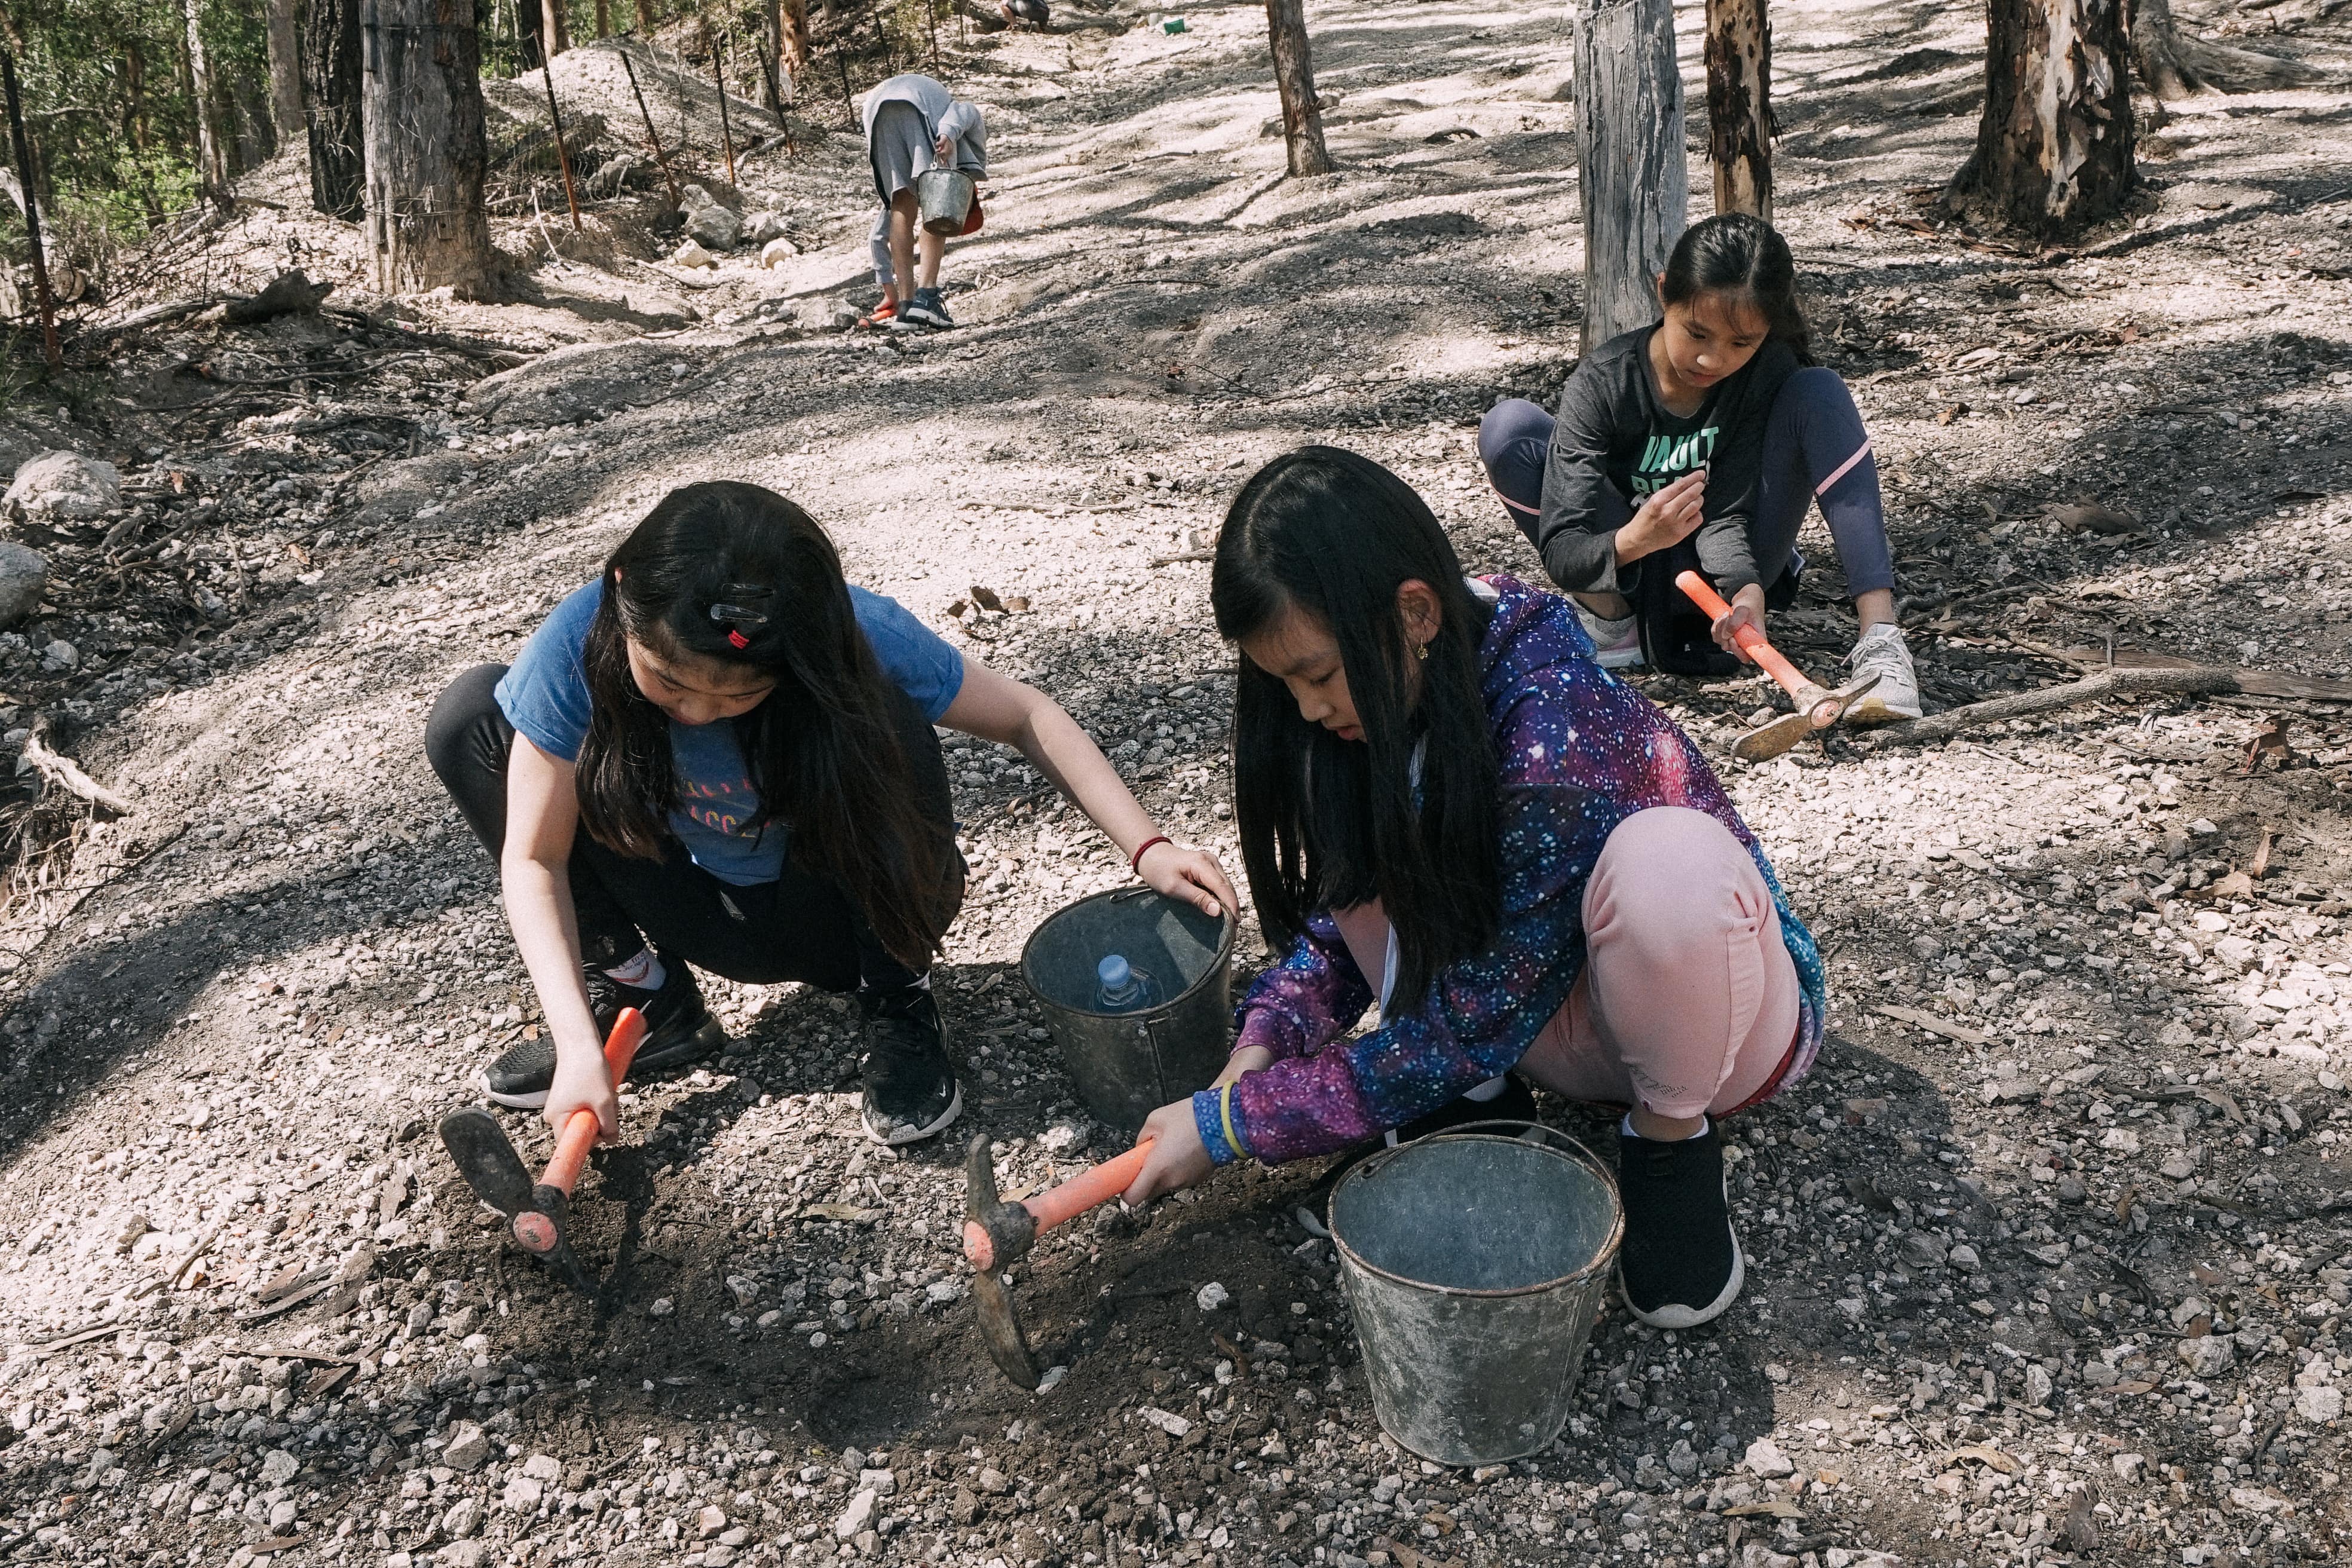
[1675,571,1881,761]
[962,1133,1153,1389]
[439,1008,645,1294]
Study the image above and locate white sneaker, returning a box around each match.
[1572,601,1644,669]
[1843,623,1921,722]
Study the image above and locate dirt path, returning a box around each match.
[3,2,2352,1566]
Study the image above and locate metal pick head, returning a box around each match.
[969,1259,1041,1390]
[963,1134,1042,1389]
[440,1107,535,1220]
[964,1134,1000,1223]
[1731,709,1823,763]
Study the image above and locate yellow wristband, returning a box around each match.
[1219,1083,1244,1158]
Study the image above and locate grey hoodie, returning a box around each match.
[864,75,988,281]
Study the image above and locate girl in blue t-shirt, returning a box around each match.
[426,481,1236,1147]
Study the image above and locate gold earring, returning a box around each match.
[1416,642,1429,661]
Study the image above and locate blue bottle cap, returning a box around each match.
[1097,954,1131,991]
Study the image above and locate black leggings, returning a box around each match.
[424,664,961,993]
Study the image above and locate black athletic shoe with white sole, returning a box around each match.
[858,985,963,1146]
[1616,1120,1745,1329]
[478,958,726,1109]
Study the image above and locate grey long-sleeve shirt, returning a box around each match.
[1533,327,1799,595]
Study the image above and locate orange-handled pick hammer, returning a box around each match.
[963,1134,1156,1388]
[1676,571,1881,761]
[513,1007,647,1258]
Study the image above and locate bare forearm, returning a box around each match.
[501,856,602,1063]
[1012,705,1162,858]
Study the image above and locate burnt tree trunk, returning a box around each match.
[305,0,365,219]
[1574,0,1688,353]
[1264,0,1332,177]
[361,0,496,297]
[1704,0,1771,220]
[266,0,304,145]
[1948,0,2136,237]
[519,0,546,69]
[182,0,228,202]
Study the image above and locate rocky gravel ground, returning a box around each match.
[3,2,2352,1567]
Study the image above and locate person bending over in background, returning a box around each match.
[1122,448,1828,1330]
[425,482,1232,1149]
[1478,214,1918,718]
[862,73,987,332]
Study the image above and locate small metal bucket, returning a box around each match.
[915,166,975,235]
[1020,887,1235,1132]
[1329,1122,1622,1466]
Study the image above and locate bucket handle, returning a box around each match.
[1429,1117,1579,1152]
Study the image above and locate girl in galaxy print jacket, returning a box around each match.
[1121,446,1827,1328]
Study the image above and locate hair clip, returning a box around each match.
[726,629,751,650]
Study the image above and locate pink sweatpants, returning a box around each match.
[1331,806,1800,1120]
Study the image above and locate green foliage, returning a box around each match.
[0,0,268,246]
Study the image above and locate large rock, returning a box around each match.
[0,542,45,626]
[684,206,740,252]
[743,210,788,245]
[4,450,119,522]
[679,183,741,251]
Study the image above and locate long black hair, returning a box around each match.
[1210,448,1500,1007]
[1660,213,1815,366]
[577,482,957,968]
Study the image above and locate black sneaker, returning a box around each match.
[901,286,955,329]
[1616,1120,1745,1329]
[477,959,727,1109]
[857,985,962,1146]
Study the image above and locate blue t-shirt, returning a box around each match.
[495,580,966,885]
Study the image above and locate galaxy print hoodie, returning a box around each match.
[1196,574,1826,1165]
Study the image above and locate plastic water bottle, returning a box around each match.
[1095,954,1162,1013]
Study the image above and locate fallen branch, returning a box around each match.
[1867,667,2241,748]
[22,718,135,816]
[223,270,334,326]
[2053,647,2352,703]
[87,294,226,336]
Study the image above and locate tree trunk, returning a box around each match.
[2125,0,2326,100]
[1573,0,1688,354]
[362,0,497,298]
[1264,0,1332,177]
[267,0,304,145]
[305,0,365,219]
[595,0,611,38]
[183,0,228,202]
[1947,0,2136,238]
[1704,0,1771,220]
[780,0,810,81]
[541,0,570,58]
[767,0,798,109]
[519,0,546,69]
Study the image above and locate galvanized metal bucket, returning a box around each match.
[1329,1122,1622,1466]
[1020,887,1235,1132]
[915,166,975,236]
